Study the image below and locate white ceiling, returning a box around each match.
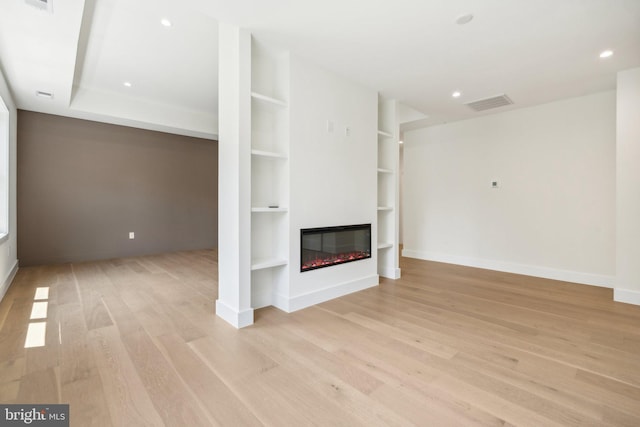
[1,0,639,139]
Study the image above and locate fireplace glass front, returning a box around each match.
[300,224,371,272]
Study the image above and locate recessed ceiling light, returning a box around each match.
[161,18,172,27]
[599,50,613,58]
[455,14,473,25]
[398,140,404,144]
[123,82,132,87]
[35,90,53,99]
[452,91,462,98]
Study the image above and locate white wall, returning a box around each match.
[215,24,253,328]
[399,143,404,244]
[286,56,378,310]
[0,68,19,302]
[615,68,640,305]
[403,91,616,287]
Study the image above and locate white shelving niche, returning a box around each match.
[250,39,290,309]
[377,96,401,279]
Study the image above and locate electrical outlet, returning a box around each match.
[129,232,135,239]
[345,126,351,137]
[327,120,334,133]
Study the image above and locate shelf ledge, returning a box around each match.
[251,258,288,271]
[251,92,287,108]
[377,206,394,211]
[251,149,288,159]
[377,130,393,138]
[378,242,393,249]
[251,207,288,213]
[377,168,393,174]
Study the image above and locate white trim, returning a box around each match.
[379,267,401,280]
[0,97,8,238]
[215,299,254,328]
[272,292,290,312]
[614,288,640,306]
[402,249,614,288]
[280,275,379,313]
[0,260,18,303]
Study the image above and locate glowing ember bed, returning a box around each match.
[300,224,371,272]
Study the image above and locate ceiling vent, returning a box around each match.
[25,0,53,13]
[465,94,513,112]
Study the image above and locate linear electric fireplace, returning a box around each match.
[300,224,371,272]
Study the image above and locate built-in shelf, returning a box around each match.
[251,258,288,271]
[251,207,288,212]
[251,91,287,108]
[251,149,288,159]
[377,97,400,280]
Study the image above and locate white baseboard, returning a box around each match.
[277,275,379,313]
[379,267,401,280]
[614,288,640,306]
[272,292,290,313]
[402,249,614,288]
[215,299,254,328]
[0,260,18,304]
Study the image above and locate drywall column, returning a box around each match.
[0,69,18,303]
[216,23,254,327]
[615,67,640,306]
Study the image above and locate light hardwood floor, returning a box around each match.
[1,250,640,426]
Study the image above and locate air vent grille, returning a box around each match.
[465,94,513,112]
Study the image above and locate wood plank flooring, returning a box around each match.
[1,250,640,426]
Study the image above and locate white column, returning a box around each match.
[216,23,254,327]
[615,67,640,306]
[392,101,401,279]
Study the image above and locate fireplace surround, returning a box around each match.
[300,224,371,272]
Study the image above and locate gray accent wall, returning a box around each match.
[17,111,217,266]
